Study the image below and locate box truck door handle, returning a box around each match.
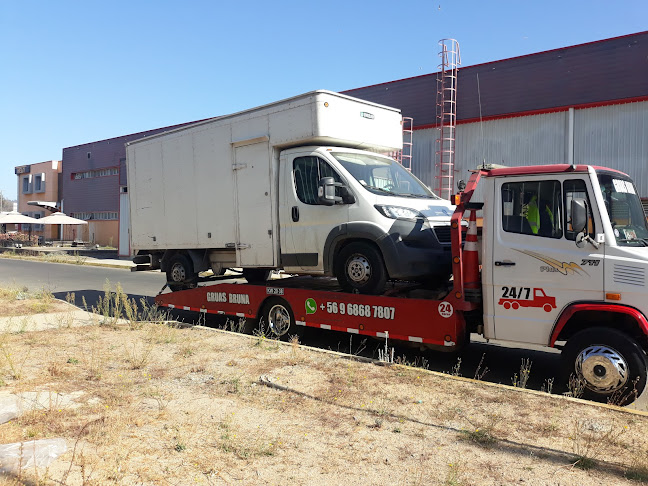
[495,261,516,267]
[226,242,251,250]
[292,206,300,222]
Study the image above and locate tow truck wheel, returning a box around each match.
[561,327,647,405]
[166,254,198,292]
[335,242,387,295]
[260,297,299,340]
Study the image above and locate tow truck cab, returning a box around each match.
[475,164,648,403]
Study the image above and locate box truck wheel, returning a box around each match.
[335,242,387,295]
[561,327,647,406]
[242,269,271,284]
[166,254,198,292]
[260,297,297,339]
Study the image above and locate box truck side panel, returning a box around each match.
[268,100,316,147]
[231,113,270,145]
[128,141,167,250]
[160,133,199,247]
[193,125,237,249]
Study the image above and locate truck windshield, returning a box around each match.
[597,171,648,246]
[331,152,439,198]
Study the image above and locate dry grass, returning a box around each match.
[0,324,645,484]
[0,291,646,484]
[0,251,87,266]
[0,286,69,317]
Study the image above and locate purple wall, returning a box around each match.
[61,123,198,214]
[343,31,648,127]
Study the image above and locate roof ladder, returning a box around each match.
[435,38,461,200]
[400,117,414,171]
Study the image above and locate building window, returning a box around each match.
[71,167,119,180]
[70,211,118,221]
[34,173,45,193]
[22,175,32,194]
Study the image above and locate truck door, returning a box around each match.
[233,141,275,267]
[279,151,350,272]
[490,176,604,344]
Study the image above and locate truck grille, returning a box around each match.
[433,226,452,244]
[613,264,645,287]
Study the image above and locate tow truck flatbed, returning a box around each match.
[155,276,464,350]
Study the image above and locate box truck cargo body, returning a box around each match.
[127,90,455,293]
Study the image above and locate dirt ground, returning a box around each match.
[0,305,647,485]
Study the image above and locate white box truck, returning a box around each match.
[127,90,455,293]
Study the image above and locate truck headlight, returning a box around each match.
[375,205,425,221]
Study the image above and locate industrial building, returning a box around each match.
[19,31,648,255]
[345,31,648,203]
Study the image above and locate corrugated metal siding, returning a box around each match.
[407,102,648,201]
[455,111,567,169]
[409,111,567,200]
[411,129,438,188]
[574,101,648,195]
[344,31,648,126]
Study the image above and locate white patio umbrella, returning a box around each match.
[0,211,40,224]
[38,212,88,243]
[38,212,88,225]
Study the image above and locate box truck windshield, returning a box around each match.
[597,171,648,246]
[331,152,440,199]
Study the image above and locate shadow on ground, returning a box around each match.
[52,288,563,397]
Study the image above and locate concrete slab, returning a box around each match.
[0,302,99,333]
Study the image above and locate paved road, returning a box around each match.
[0,258,168,304]
[1,258,645,411]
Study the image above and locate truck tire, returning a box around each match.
[260,297,297,339]
[242,269,271,284]
[561,327,647,406]
[335,242,387,295]
[166,254,198,292]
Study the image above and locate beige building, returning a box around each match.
[15,160,63,241]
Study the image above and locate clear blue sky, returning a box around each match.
[1,0,646,200]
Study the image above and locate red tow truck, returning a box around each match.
[155,165,648,405]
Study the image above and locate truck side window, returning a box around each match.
[501,180,562,238]
[293,156,343,205]
[564,180,594,240]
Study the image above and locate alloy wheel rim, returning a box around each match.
[268,305,291,336]
[576,344,628,393]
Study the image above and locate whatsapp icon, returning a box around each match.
[305,298,317,315]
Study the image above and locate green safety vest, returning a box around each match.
[526,196,540,234]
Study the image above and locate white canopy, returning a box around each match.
[0,211,41,224]
[38,212,88,225]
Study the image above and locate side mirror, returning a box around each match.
[571,198,588,234]
[318,177,342,206]
[339,185,356,204]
